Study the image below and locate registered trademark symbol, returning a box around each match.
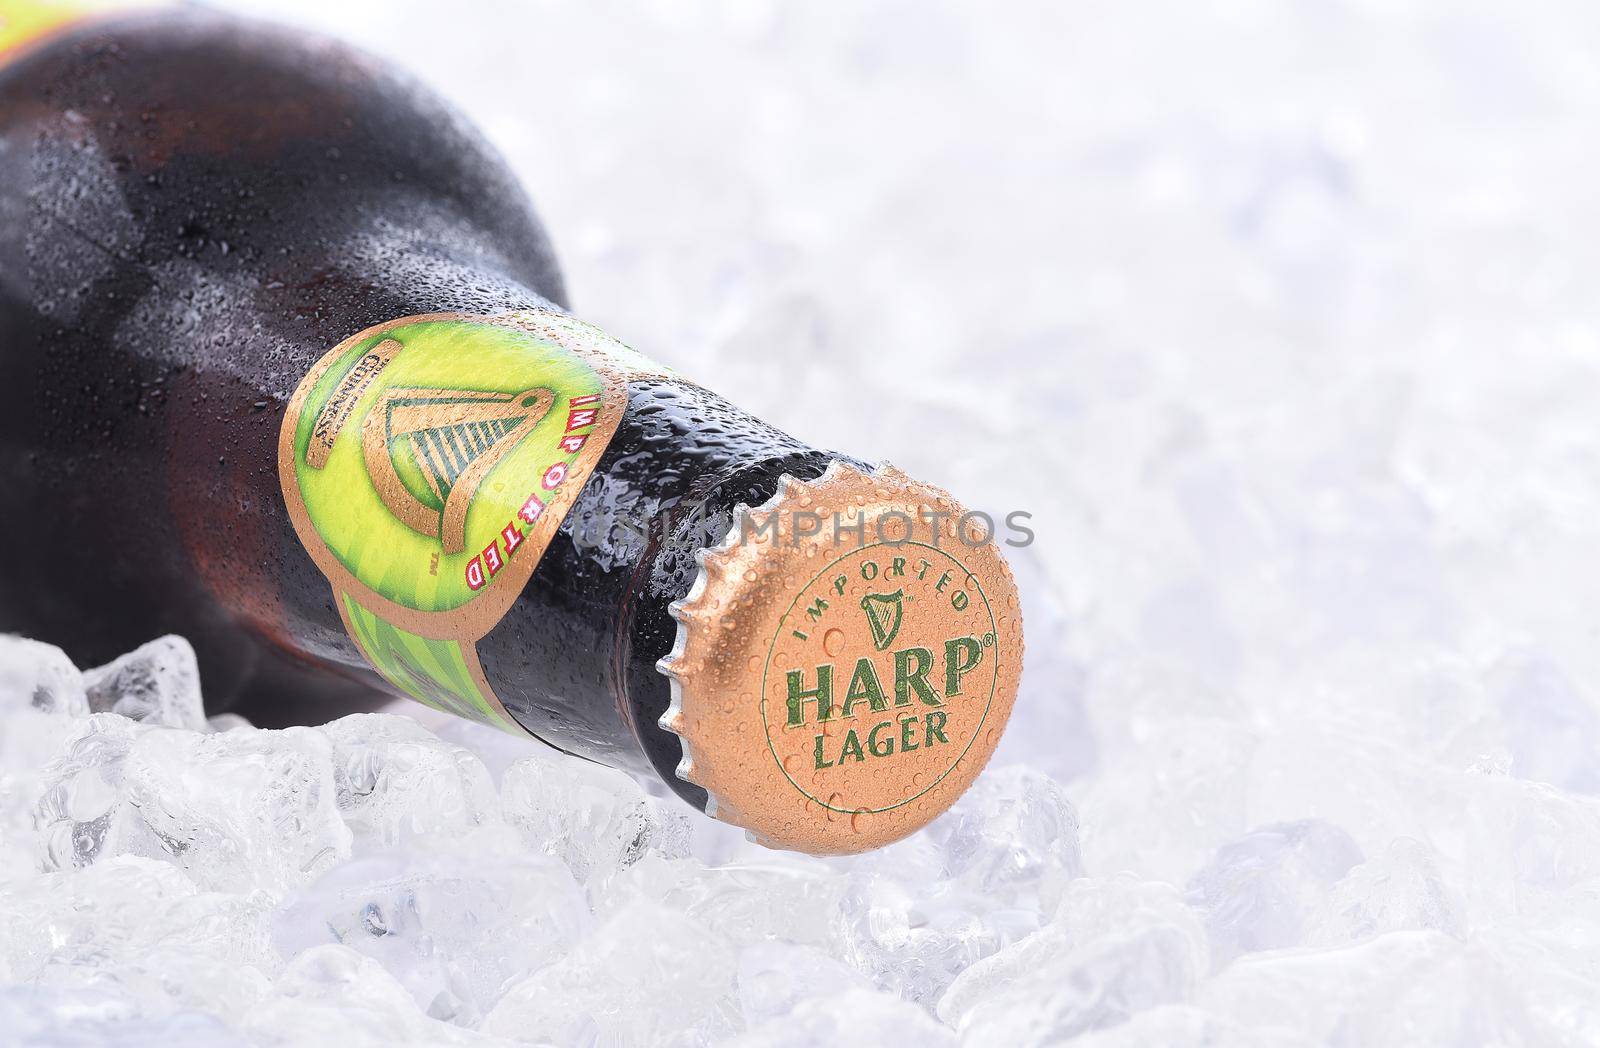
[982,632,995,647]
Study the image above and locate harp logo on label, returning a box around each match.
[361,382,555,554]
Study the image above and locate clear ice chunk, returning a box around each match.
[1186,818,1363,966]
[0,635,88,717]
[35,713,148,871]
[942,764,1084,901]
[0,856,201,981]
[1198,931,1463,1042]
[0,983,238,1045]
[0,853,277,997]
[730,987,957,1047]
[834,848,1007,1005]
[241,944,474,1044]
[34,945,276,1025]
[939,877,1208,1042]
[482,899,736,1045]
[952,924,1207,1044]
[501,753,690,882]
[322,713,500,851]
[118,725,351,894]
[831,768,1080,1004]
[273,847,588,1026]
[83,636,207,731]
[595,850,846,947]
[2,705,102,878]
[1305,836,1461,946]
[735,942,868,1026]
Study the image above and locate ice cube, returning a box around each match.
[951,923,1204,1043]
[1197,932,1468,1042]
[321,713,500,852]
[38,946,275,1023]
[0,635,87,717]
[118,725,351,894]
[941,765,1083,902]
[0,856,200,981]
[834,863,996,1004]
[2,707,99,879]
[1052,872,1207,936]
[482,899,736,1045]
[1448,771,1600,924]
[501,753,690,882]
[0,983,234,1046]
[595,850,845,947]
[1305,836,1461,946]
[144,887,279,973]
[242,944,474,1044]
[1186,819,1363,966]
[939,877,1207,1041]
[736,942,868,1025]
[35,713,148,871]
[833,813,1051,1004]
[0,852,277,1008]
[83,636,207,731]
[729,988,957,1047]
[273,847,588,1026]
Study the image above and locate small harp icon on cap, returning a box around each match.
[859,589,906,651]
[361,384,554,554]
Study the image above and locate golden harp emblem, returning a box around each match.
[360,384,555,554]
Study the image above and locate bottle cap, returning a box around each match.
[658,461,1024,854]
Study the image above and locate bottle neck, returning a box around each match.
[474,365,844,792]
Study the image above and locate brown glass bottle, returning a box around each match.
[0,5,1022,853]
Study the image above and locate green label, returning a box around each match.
[340,594,518,731]
[279,311,639,732]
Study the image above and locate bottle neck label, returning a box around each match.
[278,309,663,737]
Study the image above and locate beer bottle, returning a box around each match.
[0,2,1023,853]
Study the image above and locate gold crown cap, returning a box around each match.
[658,461,1025,854]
